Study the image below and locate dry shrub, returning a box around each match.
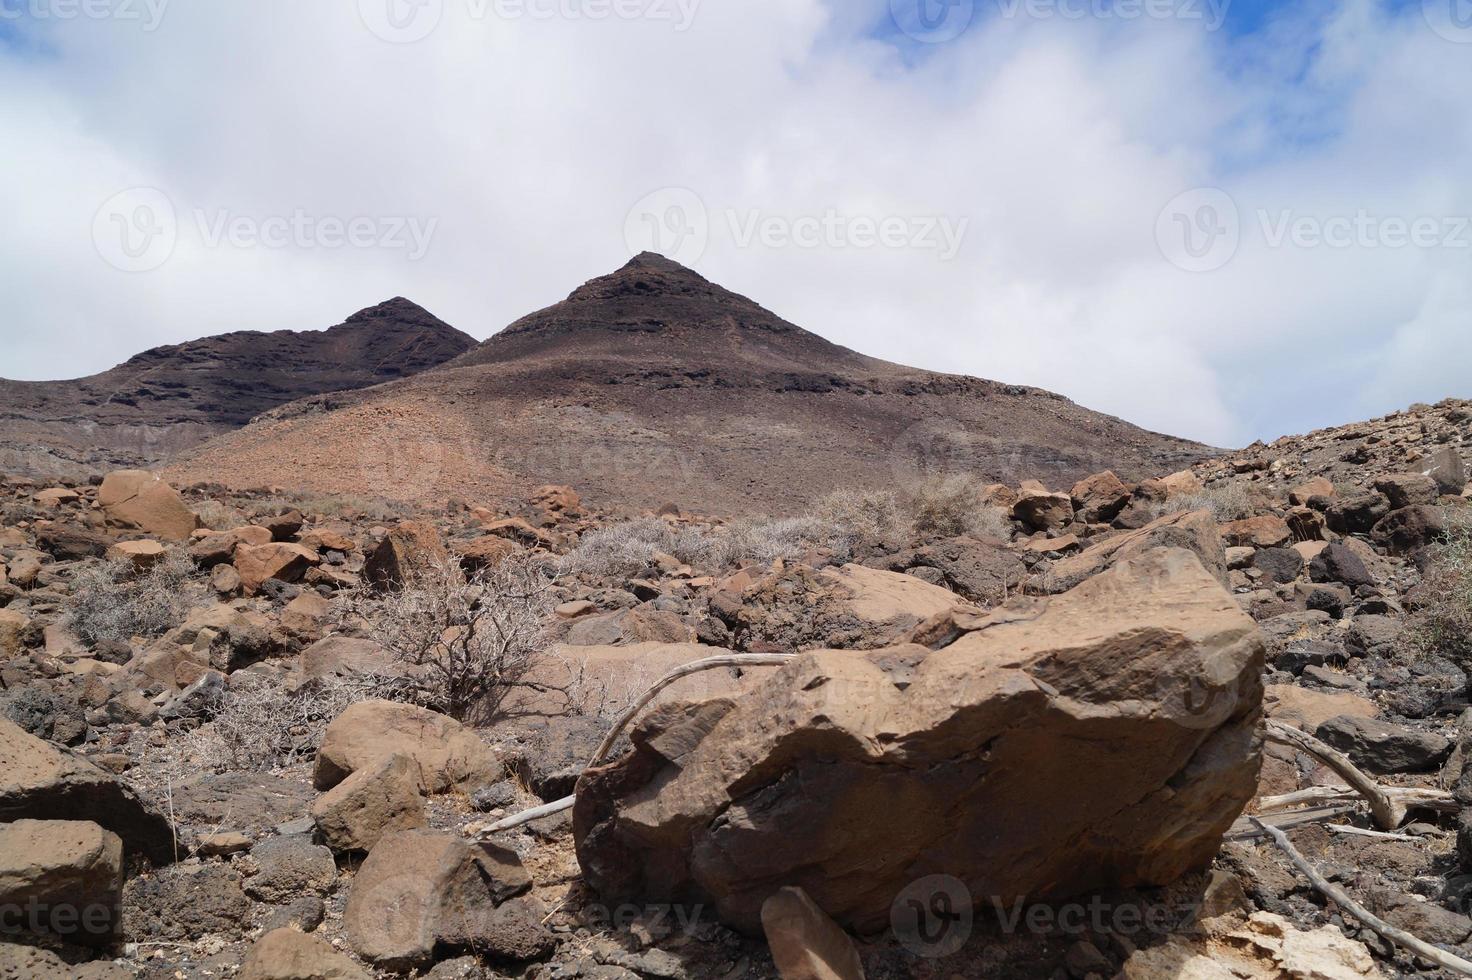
[561,518,717,578]
[907,475,1010,540]
[717,515,857,567]
[64,551,196,646]
[811,488,904,542]
[1411,508,1472,668]
[350,553,555,723]
[1150,482,1255,522]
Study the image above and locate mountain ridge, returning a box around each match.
[164,255,1211,514]
[0,299,476,479]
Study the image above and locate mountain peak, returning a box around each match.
[345,296,435,323]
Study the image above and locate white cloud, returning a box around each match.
[1,0,1468,446]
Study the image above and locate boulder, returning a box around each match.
[1011,489,1073,532]
[1264,685,1377,731]
[1372,505,1448,555]
[1373,473,1439,509]
[121,863,250,941]
[1422,445,1467,495]
[1043,509,1224,593]
[310,753,427,852]
[314,700,500,793]
[1251,547,1303,585]
[1326,493,1390,535]
[761,886,864,980]
[530,484,581,513]
[0,608,32,658]
[343,829,541,971]
[0,820,122,945]
[244,835,337,903]
[575,548,1264,934]
[97,470,198,541]
[0,718,174,864]
[259,509,305,542]
[298,635,402,682]
[728,562,968,652]
[105,539,166,569]
[189,526,272,568]
[1308,543,1375,589]
[1289,477,1335,506]
[453,535,522,575]
[1159,469,1205,498]
[234,543,321,595]
[1219,516,1292,549]
[1315,715,1452,774]
[1069,470,1132,524]
[365,520,448,592]
[863,537,1026,606]
[0,943,134,979]
[34,522,112,560]
[240,928,370,980]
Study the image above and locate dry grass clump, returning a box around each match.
[64,551,196,646]
[1411,507,1472,668]
[907,476,1012,540]
[718,515,857,566]
[1150,482,1256,522]
[561,517,718,577]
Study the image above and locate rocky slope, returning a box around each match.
[0,298,476,480]
[1,396,1469,978]
[166,253,1209,514]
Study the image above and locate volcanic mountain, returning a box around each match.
[165,254,1210,514]
[0,299,476,479]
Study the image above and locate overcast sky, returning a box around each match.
[2,0,1468,448]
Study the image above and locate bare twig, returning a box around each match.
[1257,784,1456,816]
[1251,817,1472,977]
[1326,825,1419,842]
[1226,805,1359,840]
[1264,721,1404,830]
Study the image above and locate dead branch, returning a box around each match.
[1251,817,1472,977]
[1264,721,1406,830]
[1258,784,1455,816]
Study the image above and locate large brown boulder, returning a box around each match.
[314,700,500,793]
[0,718,174,864]
[863,536,1026,606]
[97,470,198,541]
[0,820,123,945]
[343,829,544,971]
[575,548,1264,935]
[1042,509,1225,593]
[364,520,448,592]
[727,562,969,651]
[310,753,427,853]
[234,542,321,594]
